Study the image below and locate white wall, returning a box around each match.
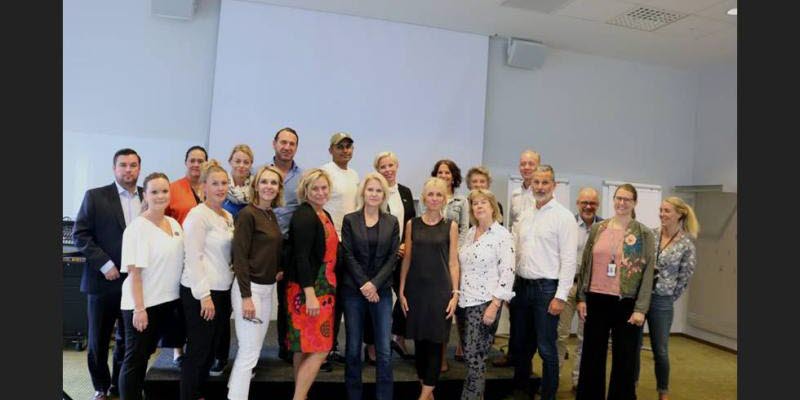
[63,0,221,216]
[208,0,488,196]
[693,62,737,192]
[484,37,698,204]
[483,37,700,334]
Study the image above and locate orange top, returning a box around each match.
[166,177,199,226]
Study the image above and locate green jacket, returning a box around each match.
[575,218,656,313]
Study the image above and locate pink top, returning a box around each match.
[589,225,625,296]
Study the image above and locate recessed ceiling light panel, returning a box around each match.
[606,6,688,32]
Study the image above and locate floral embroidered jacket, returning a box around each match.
[652,228,697,301]
[575,218,656,313]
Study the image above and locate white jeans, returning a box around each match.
[227,280,274,400]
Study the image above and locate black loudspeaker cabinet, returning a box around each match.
[63,257,87,350]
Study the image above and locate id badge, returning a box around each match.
[607,263,617,277]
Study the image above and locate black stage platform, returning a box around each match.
[144,324,540,399]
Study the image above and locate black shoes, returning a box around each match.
[278,349,293,364]
[209,358,227,376]
[319,360,334,372]
[328,350,346,364]
[390,340,414,360]
[92,391,108,400]
[492,354,514,368]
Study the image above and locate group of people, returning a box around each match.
[73,127,699,400]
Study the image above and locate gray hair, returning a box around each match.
[534,164,555,179]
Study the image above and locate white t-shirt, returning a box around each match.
[120,216,184,310]
[180,204,235,300]
[320,161,360,239]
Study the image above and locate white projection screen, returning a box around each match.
[208,0,489,197]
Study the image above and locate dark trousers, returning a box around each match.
[365,258,402,345]
[276,237,290,355]
[510,278,559,400]
[634,294,674,394]
[119,299,181,400]
[342,286,394,400]
[414,339,444,387]
[158,298,186,349]
[390,258,406,337]
[87,292,126,393]
[332,243,345,352]
[179,286,232,400]
[576,293,640,400]
[215,309,231,362]
[276,277,289,354]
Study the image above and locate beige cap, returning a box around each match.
[329,132,354,146]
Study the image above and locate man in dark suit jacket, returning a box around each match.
[73,148,143,400]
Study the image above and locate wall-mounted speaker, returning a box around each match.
[151,0,198,20]
[506,38,548,70]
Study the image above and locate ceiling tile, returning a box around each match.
[653,14,734,40]
[694,0,737,24]
[555,0,635,22]
[633,0,723,14]
[499,0,576,14]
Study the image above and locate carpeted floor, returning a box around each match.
[63,327,736,399]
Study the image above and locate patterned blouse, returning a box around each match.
[652,227,697,301]
[458,221,516,308]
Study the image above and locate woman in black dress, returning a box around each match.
[399,177,461,400]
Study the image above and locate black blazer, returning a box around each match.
[73,182,143,295]
[285,202,334,288]
[395,183,416,238]
[340,210,400,291]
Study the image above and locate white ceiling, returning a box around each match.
[240,0,737,69]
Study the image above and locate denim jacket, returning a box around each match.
[575,218,656,313]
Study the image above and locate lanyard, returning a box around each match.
[657,229,681,264]
[607,219,626,263]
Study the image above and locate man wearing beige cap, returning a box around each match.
[320,132,360,368]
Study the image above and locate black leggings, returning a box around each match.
[120,300,181,400]
[179,286,232,400]
[414,340,444,386]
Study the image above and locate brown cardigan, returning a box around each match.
[231,204,282,298]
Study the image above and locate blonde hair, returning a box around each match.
[466,166,493,189]
[373,151,399,171]
[356,173,390,211]
[467,189,502,226]
[520,149,541,163]
[251,166,285,208]
[663,196,700,238]
[228,144,254,164]
[296,168,332,204]
[199,159,228,184]
[420,177,450,209]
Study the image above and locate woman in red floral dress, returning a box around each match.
[284,168,338,400]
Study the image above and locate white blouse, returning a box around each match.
[458,221,516,308]
[120,216,184,310]
[180,203,235,300]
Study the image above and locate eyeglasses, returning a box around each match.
[578,201,598,207]
[613,196,634,204]
[244,317,263,324]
